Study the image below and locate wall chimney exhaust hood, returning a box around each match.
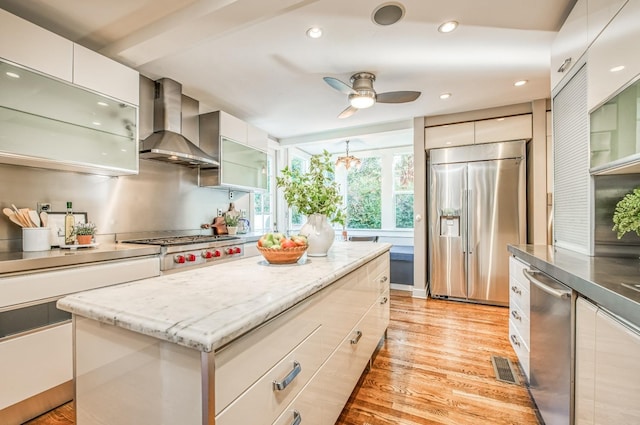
[139,78,219,168]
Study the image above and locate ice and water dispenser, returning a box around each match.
[439,209,460,237]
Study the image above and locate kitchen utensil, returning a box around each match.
[19,208,32,226]
[6,212,24,228]
[40,211,48,227]
[3,207,14,218]
[10,204,30,227]
[28,209,41,227]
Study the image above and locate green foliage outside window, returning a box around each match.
[395,194,414,228]
[347,157,382,229]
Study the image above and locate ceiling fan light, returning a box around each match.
[349,92,376,109]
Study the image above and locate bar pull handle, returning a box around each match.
[511,310,521,321]
[510,334,520,347]
[558,57,572,73]
[350,330,363,345]
[290,410,302,425]
[510,285,521,295]
[380,275,388,283]
[523,269,571,299]
[380,296,388,305]
[273,361,301,391]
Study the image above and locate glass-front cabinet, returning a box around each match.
[0,58,138,175]
[199,137,267,190]
[590,78,640,174]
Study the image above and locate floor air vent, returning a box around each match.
[491,355,519,385]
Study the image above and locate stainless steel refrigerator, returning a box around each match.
[428,140,526,306]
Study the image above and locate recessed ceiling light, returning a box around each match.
[514,80,528,87]
[438,21,458,33]
[92,121,101,126]
[439,93,451,100]
[97,101,109,107]
[372,3,405,26]
[5,71,20,78]
[610,65,625,72]
[306,27,323,39]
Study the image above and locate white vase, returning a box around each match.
[300,213,335,257]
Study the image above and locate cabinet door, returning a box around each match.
[587,0,640,111]
[73,44,139,105]
[247,123,268,151]
[575,297,598,425]
[587,0,628,43]
[0,9,73,82]
[551,0,588,91]
[474,115,532,144]
[594,309,640,425]
[219,111,248,144]
[424,122,474,149]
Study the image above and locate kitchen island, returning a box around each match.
[58,241,391,425]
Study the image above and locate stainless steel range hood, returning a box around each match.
[140,78,219,168]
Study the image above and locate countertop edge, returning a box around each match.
[508,244,640,328]
[58,243,391,352]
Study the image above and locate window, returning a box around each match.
[346,156,382,229]
[253,155,273,232]
[289,155,307,229]
[393,153,414,228]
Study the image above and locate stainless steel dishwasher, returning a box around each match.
[524,267,575,425]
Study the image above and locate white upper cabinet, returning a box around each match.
[0,9,73,82]
[587,0,628,43]
[219,111,248,145]
[474,115,532,144]
[247,123,268,151]
[424,122,475,149]
[587,0,640,111]
[72,44,139,106]
[551,0,589,91]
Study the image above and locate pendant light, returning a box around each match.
[335,140,362,170]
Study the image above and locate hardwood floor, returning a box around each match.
[25,291,538,425]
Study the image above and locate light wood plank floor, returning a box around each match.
[26,291,538,425]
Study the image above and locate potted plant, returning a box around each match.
[73,221,97,245]
[224,213,239,235]
[612,187,640,239]
[276,150,345,256]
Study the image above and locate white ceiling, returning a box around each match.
[0,0,574,152]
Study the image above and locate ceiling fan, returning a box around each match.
[323,72,421,119]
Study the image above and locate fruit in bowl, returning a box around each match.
[257,233,308,264]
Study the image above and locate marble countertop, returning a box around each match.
[508,245,640,328]
[58,242,391,353]
[0,242,160,275]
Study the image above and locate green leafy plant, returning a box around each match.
[276,150,345,225]
[72,221,97,236]
[612,187,640,239]
[224,213,239,227]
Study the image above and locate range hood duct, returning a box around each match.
[140,78,219,168]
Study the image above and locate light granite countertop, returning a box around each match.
[508,244,640,328]
[58,242,391,353]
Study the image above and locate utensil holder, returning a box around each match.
[22,227,51,252]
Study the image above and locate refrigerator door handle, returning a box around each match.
[466,189,473,254]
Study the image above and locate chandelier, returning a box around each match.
[335,140,361,170]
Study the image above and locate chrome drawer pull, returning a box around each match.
[510,334,520,347]
[511,310,521,321]
[291,410,302,425]
[380,296,388,305]
[380,276,388,283]
[511,285,521,295]
[351,330,363,345]
[273,361,301,391]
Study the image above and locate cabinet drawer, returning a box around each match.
[509,302,530,349]
[509,276,530,317]
[367,252,390,290]
[271,377,324,425]
[509,256,530,291]
[215,294,324,414]
[509,320,530,380]
[216,326,324,425]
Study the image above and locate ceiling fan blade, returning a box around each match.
[324,77,356,95]
[376,91,421,103]
[338,105,358,119]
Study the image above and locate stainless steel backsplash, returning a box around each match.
[594,173,640,257]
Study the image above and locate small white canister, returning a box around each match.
[22,227,51,252]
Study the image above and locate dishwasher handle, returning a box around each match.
[523,269,572,299]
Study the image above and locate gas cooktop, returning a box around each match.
[122,235,241,246]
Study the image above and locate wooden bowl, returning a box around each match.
[257,245,307,264]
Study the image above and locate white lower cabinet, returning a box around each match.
[575,296,640,425]
[508,256,530,379]
[215,252,390,425]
